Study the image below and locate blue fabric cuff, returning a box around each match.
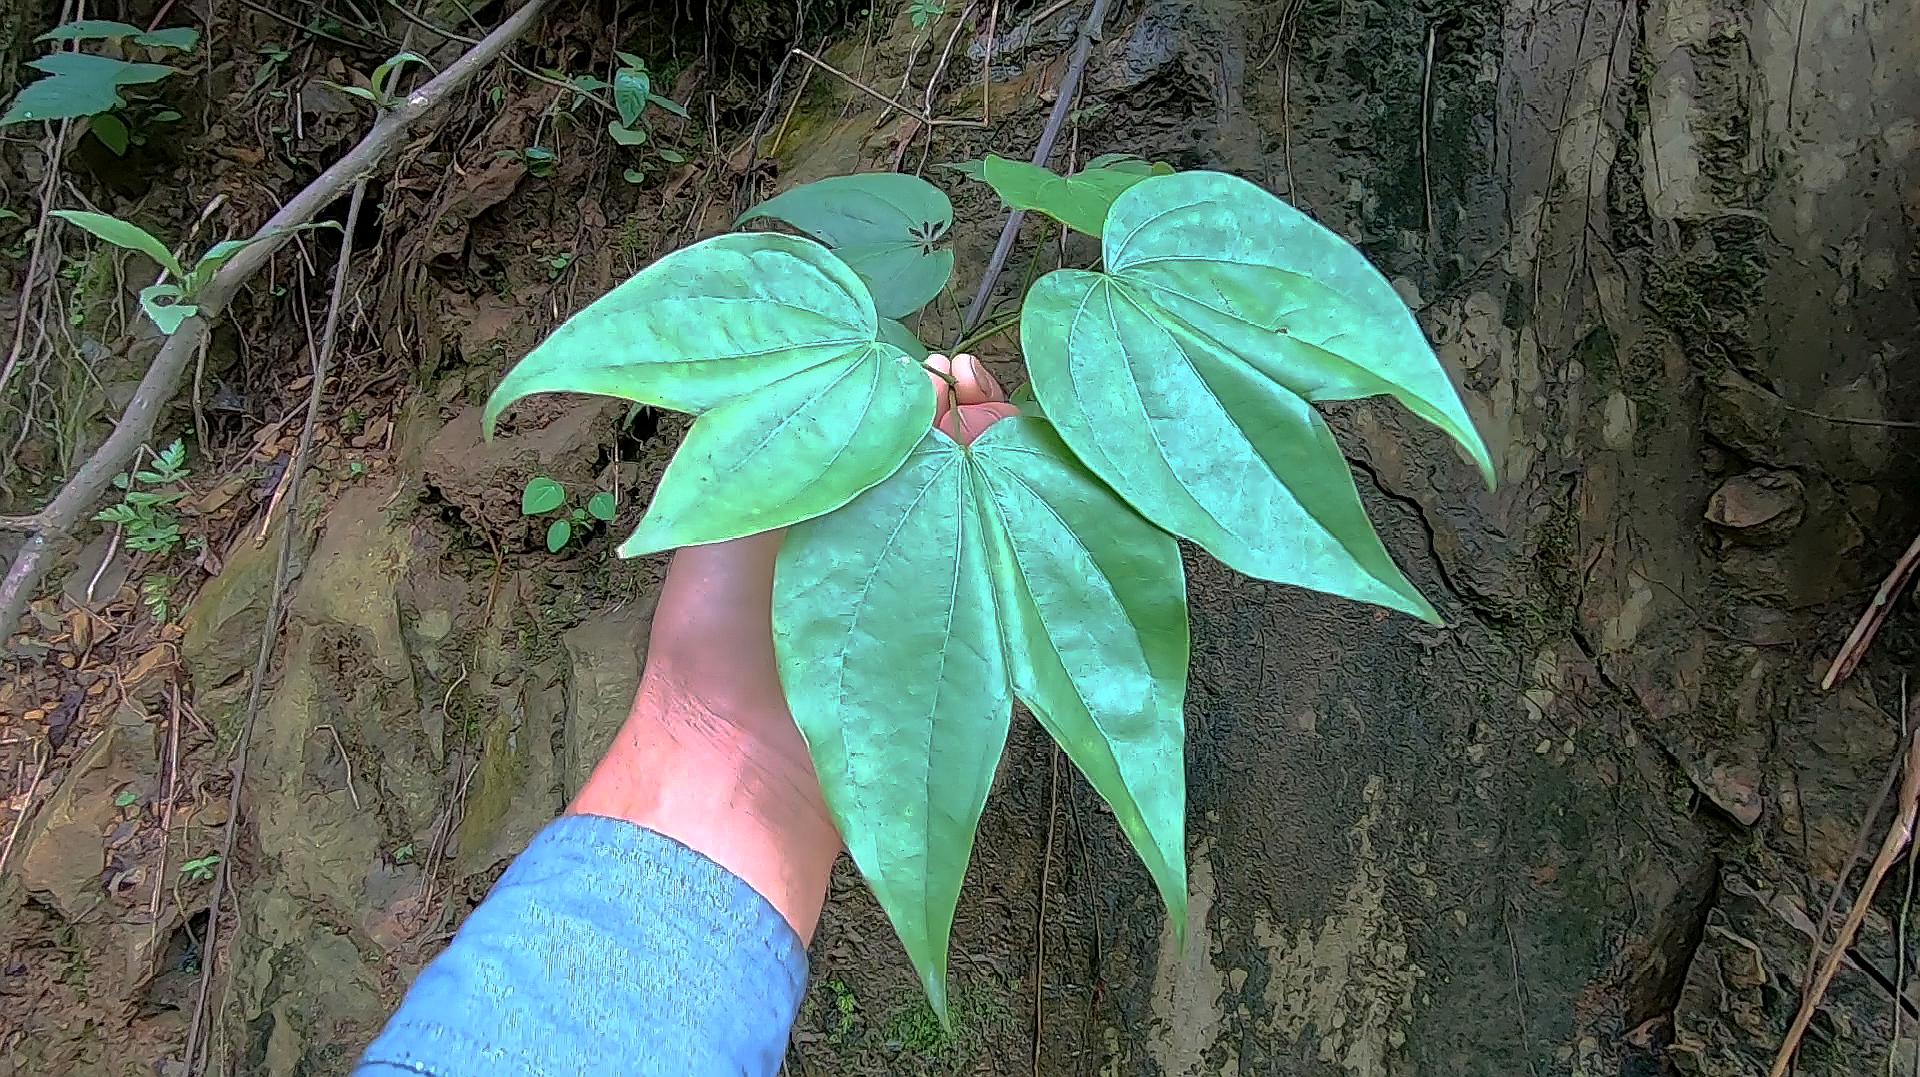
[359,814,808,1075]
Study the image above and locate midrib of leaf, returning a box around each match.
[971,450,1178,911]
[715,351,870,477]
[1107,278,1391,562]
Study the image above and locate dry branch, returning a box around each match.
[959,0,1116,334]
[1769,727,1920,1077]
[0,0,553,639]
[1822,530,1920,690]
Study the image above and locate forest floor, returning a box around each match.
[3,1,1919,1076]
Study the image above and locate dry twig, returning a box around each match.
[1823,531,1920,690]
[1770,728,1920,1077]
[960,0,1116,333]
[0,0,553,640]
[184,177,370,1071]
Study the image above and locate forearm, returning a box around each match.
[360,537,836,1075]
[569,532,841,941]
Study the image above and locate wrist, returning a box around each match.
[568,677,840,942]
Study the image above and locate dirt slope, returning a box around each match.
[3,1,1917,1075]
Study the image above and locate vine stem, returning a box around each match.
[0,0,552,638]
[957,0,1115,335]
[184,178,368,1073]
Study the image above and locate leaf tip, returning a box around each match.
[615,522,665,559]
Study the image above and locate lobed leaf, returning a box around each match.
[969,418,1189,929]
[736,173,954,318]
[31,51,176,85]
[1023,171,1495,621]
[620,343,932,555]
[37,19,145,42]
[775,434,1011,1019]
[488,233,934,552]
[776,418,1191,1016]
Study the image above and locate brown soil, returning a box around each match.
[3,1,1918,1075]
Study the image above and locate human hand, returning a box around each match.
[570,351,1020,941]
[927,352,1019,445]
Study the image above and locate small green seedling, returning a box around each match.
[545,252,574,280]
[499,145,556,178]
[49,210,337,333]
[909,0,947,29]
[605,52,688,161]
[249,44,293,94]
[95,438,190,553]
[1,18,198,154]
[325,51,430,111]
[180,854,221,883]
[520,476,616,552]
[140,575,174,622]
[114,789,139,808]
[392,842,415,864]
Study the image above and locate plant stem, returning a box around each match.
[958,0,1114,336]
[185,178,368,1073]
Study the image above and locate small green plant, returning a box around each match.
[545,251,574,280]
[520,476,616,552]
[599,52,689,182]
[180,854,221,883]
[1,19,198,154]
[95,438,189,553]
[500,145,557,178]
[140,575,174,622]
[324,51,429,111]
[113,789,139,808]
[392,842,415,864]
[486,163,1493,1017]
[48,210,336,333]
[908,0,946,29]
[248,43,292,94]
[825,978,858,1043]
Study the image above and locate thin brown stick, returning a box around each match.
[789,48,985,129]
[960,0,1116,334]
[0,744,47,875]
[983,0,998,125]
[185,178,370,1073]
[0,0,552,640]
[1032,745,1060,1075]
[0,119,72,404]
[1823,531,1920,690]
[923,1,978,115]
[1771,728,1920,1077]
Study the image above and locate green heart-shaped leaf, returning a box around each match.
[1024,171,1494,621]
[487,233,934,553]
[737,174,954,318]
[978,154,1156,237]
[776,418,1190,1016]
[521,476,564,515]
[775,433,1011,1020]
[970,418,1188,929]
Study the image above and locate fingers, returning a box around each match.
[925,353,1007,407]
[927,353,1018,445]
[936,401,1021,445]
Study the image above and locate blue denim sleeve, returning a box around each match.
[357,814,809,1076]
